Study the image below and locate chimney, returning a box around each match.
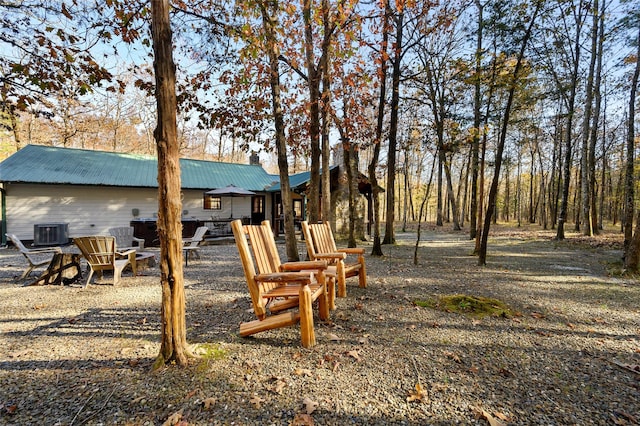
[332,144,344,166]
[249,150,261,166]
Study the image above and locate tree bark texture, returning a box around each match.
[150,0,189,367]
[383,7,403,245]
[623,24,640,270]
[260,0,299,261]
[479,3,540,265]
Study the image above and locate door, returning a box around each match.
[251,195,265,224]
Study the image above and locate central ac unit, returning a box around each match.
[34,223,69,246]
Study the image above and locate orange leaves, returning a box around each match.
[406,382,429,403]
[471,406,509,426]
[161,409,185,426]
[249,393,265,409]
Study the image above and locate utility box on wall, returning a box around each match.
[33,223,69,246]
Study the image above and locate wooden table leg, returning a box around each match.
[27,253,83,286]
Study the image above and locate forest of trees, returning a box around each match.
[1,0,640,266]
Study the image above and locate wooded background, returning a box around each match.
[1,0,640,265]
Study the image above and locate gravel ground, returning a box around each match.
[0,224,638,426]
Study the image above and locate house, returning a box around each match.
[0,145,374,246]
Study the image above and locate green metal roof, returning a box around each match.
[0,144,278,191]
[269,166,338,192]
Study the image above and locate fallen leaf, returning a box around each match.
[531,312,545,319]
[444,351,461,363]
[202,397,216,409]
[268,377,287,394]
[302,397,318,414]
[3,403,17,415]
[494,411,511,421]
[346,350,360,362]
[471,406,506,426]
[291,413,315,426]
[332,361,340,372]
[406,382,429,403]
[250,393,264,409]
[294,368,313,377]
[128,359,140,367]
[33,304,46,310]
[566,322,575,329]
[327,333,341,341]
[162,409,183,426]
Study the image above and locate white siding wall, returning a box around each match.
[5,184,273,240]
[182,189,258,221]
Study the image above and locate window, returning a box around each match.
[293,200,302,218]
[204,195,222,210]
[252,196,264,213]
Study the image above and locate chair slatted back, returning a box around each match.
[231,220,268,318]
[108,227,134,249]
[185,226,209,248]
[309,222,338,254]
[75,236,116,270]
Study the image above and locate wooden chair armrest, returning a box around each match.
[116,249,136,256]
[29,246,63,254]
[280,260,328,272]
[338,248,365,255]
[313,252,347,260]
[255,272,314,283]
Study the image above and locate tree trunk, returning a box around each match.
[479,2,540,265]
[369,0,390,257]
[470,0,483,241]
[383,7,403,245]
[260,1,299,261]
[150,0,189,368]
[436,156,443,226]
[320,0,332,225]
[623,25,640,270]
[580,0,599,236]
[303,0,321,224]
[557,3,586,240]
[589,0,606,234]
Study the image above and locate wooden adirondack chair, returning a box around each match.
[231,219,330,348]
[74,236,136,287]
[183,225,209,265]
[108,227,145,251]
[301,221,367,298]
[5,233,62,279]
